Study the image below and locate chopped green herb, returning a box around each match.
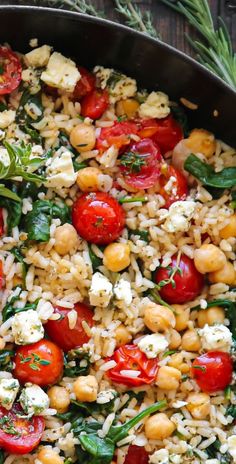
[128,228,149,242]
[163,350,177,358]
[63,349,91,378]
[118,196,148,204]
[88,244,103,271]
[0,417,20,436]
[192,365,206,372]
[120,151,146,173]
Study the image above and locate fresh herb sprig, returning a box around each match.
[161,0,236,89]
[114,0,157,37]
[120,151,146,173]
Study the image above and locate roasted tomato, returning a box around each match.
[137,115,183,155]
[120,138,163,189]
[45,303,94,352]
[72,192,125,245]
[81,89,109,119]
[107,344,159,386]
[0,403,45,454]
[14,339,64,387]
[0,208,4,236]
[192,351,233,392]
[124,445,149,464]
[155,254,204,304]
[73,66,96,100]
[0,46,22,95]
[159,165,188,208]
[96,121,139,153]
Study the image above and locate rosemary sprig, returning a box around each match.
[161,0,236,89]
[114,0,157,37]
[34,0,102,15]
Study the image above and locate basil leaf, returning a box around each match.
[184,154,236,189]
[0,185,21,202]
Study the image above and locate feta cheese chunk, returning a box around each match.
[19,385,49,417]
[0,110,16,129]
[138,333,169,359]
[149,449,169,464]
[25,45,51,68]
[45,150,77,188]
[113,278,132,306]
[12,309,44,345]
[96,389,117,404]
[228,435,236,462]
[162,200,196,233]
[89,272,113,308]
[41,52,80,92]
[139,91,170,119]
[93,66,137,103]
[198,324,232,352]
[0,378,20,410]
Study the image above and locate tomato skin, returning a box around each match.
[137,115,183,155]
[124,445,149,464]
[155,254,204,304]
[45,303,94,352]
[159,165,188,208]
[0,46,22,95]
[96,121,139,153]
[72,192,125,245]
[0,260,3,290]
[120,138,163,189]
[81,89,109,119]
[192,351,233,393]
[0,208,4,236]
[107,344,159,386]
[14,339,64,387]
[73,66,96,100]
[0,403,45,454]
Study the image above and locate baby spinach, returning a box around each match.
[88,245,103,271]
[16,90,43,127]
[184,154,236,189]
[226,403,236,419]
[2,290,37,322]
[128,228,149,242]
[0,349,14,372]
[171,105,189,137]
[63,349,91,378]
[206,439,231,463]
[193,299,236,339]
[72,400,166,464]
[0,196,22,233]
[10,247,28,285]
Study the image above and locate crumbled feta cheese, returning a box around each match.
[0,378,20,410]
[228,436,236,462]
[19,385,49,417]
[0,148,10,166]
[93,66,112,89]
[113,279,132,306]
[162,200,196,233]
[164,176,177,196]
[139,91,170,119]
[0,110,16,129]
[96,389,117,404]
[45,150,77,188]
[25,45,51,68]
[21,68,41,94]
[149,449,169,464]
[198,324,232,352]
[12,309,44,345]
[29,38,38,48]
[93,66,137,103]
[41,52,80,92]
[89,272,113,308]
[138,333,169,359]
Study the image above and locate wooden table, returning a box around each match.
[2,0,236,58]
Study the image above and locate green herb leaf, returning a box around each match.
[184,154,236,189]
[120,151,146,173]
[192,299,236,339]
[0,196,22,233]
[63,349,91,378]
[0,185,21,202]
[193,365,206,372]
[0,349,14,372]
[11,247,28,285]
[88,245,103,271]
[128,228,149,242]
[16,90,43,126]
[118,196,148,204]
[2,290,37,322]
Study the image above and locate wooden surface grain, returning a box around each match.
[2,0,236,58]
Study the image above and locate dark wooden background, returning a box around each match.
[2,0,236,58]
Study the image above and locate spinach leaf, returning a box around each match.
[24,126,42,144]
[206,439,231,463]
[231,190,236,209]
[88,245,102,271]
[52,202,71,224]
[2,290,37,322]
[63,349,91,378]
[0,102,7,112]
[10,247,28,284]
[128,228,149,242]
[18,181,41,201]
[184,154,236,189]
[171,105,189,137]
[16,90,43,126]
[226,403,236,418]
[0,197,22,233]
[193,299,236,339]
[0,349,14,372]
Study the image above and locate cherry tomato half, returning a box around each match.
[155,254,204,304]
[73,66,96,100]
[0,403,45,454]
[192,351,233,393]
[0,46,22,95]
[81,89,109,119]
[72,192,125,245]
[107,344,159,386]
[124,445,149,464]
[0,208,4,236]
[120,138,163,190]
[0,261,3,290]
[45,303,94,352]
[137,115,183,155]
[14,339,64,387]
[159,165,188,208]
[96,121,139,153]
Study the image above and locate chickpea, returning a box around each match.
[194,244,226,274]
[186,392,210,419]
[115,324,132,347]
[54,223,78,255]
[77,167,101,192]
[47,386,70,413]
[181,329,201,351]
[103,242,131,272]
[73,375,98,402]
[144,302,176,333]
[70,123,96,152]
[186,129,216,158]
[116,98,140,119]
[168,329,181,350]
[209,260,235,285]
[168,352,189,374]
[220,214,236,239]
[197,306,225,328]
[173,305,189,331]
[145,413,175,440]
[37,448,64,464]
[156,366,181,390]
